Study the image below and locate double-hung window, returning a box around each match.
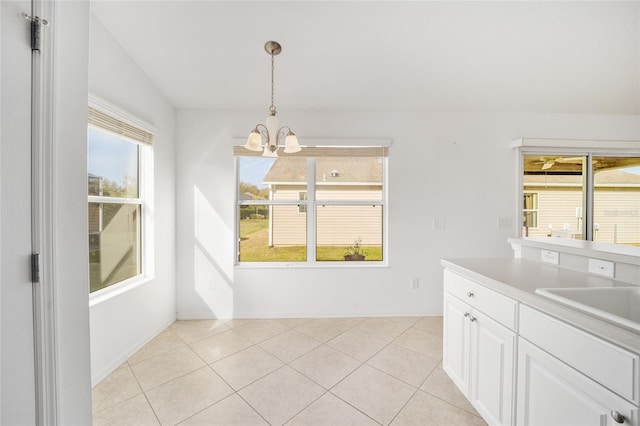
[235,145,388,264]
[87,100,154,293]
[518,139,640,246]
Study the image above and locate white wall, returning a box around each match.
[88,15,177,385]
[176,109,640,319]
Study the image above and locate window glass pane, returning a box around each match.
[316,205,383,261]
[238,156,306,200]
[523,155,585,239]
[89,203,141,292]
[316,156,383,201]
[593,157,640,246]
[88,127,139,197]
[238,206,307,262]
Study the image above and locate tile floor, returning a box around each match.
[92,316,487,426]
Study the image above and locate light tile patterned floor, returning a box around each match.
[92,317,487,426]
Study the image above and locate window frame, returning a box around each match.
[298,191,307,214]
[235,145,389,267]
[522,192,539,230]
[88,95,156,304]
[514,138,640,245]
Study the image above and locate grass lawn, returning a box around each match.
[239,218,382,262]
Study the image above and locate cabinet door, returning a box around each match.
[443,292,471,395]
[517,338,638,426]
[469,309,516,426]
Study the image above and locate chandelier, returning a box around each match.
[244,41,301,157]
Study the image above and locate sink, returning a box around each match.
[535,287,640,333]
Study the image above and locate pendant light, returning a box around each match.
[244,41,300,157]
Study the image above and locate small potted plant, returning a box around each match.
[344,238,366,261]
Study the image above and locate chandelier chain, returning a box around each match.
[270,53,276,114]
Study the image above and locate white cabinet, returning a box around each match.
[443,278,517,426]
[519,305,640,404]
[517,304,639,426]
[443,292,470,395]
[469,308,516,425]
[517,338,638,426]
[443,265,640,426]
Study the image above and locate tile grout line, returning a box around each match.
[279,389,330,425]
[140,391,163,426]
[204,318,383,424]
[326,390,385,426]
[95,317,452,425]
[289,318,443,425]
[130,347,207,394]
[123,360,163,425]
[234,388,273,426]
[387,385,421,425]
[283,317,429,395]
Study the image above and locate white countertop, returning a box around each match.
[441,258,640,354]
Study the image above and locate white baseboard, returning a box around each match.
[176,311,436,320]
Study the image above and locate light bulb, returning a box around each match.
[244,129,263,152]
[283,132,301,153]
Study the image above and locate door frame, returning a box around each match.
[31,0,59,423]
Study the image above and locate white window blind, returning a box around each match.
[88,106,154,146]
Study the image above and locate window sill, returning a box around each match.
[235,261,388,269]
[89,275,155,307]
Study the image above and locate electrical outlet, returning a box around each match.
[410,277,419,289]
[588,258,615,278]
[497,217,512,229]
[433,217,446,230]
[541,250,559,265]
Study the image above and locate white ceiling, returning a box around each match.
[91,1,640,114]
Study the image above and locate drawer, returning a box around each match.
[443,270,518,331]
[520,304,640,404]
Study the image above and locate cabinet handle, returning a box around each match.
[464,312,470,317]
[467,291,474,297]
[611,411,625,424]
[469,316,477,322]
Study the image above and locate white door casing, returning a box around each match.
[1,1,37,424]
[2,1,93,423]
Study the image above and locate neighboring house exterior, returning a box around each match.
[523,169,640,245]
[88,173,140,291]
[263,157,383,247]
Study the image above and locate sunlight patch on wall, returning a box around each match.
[193,186,235,317]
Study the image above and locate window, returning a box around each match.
[592,156,640,245]
[521,147,640,246]
[87,101,154,293]
[235,146,387,264]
